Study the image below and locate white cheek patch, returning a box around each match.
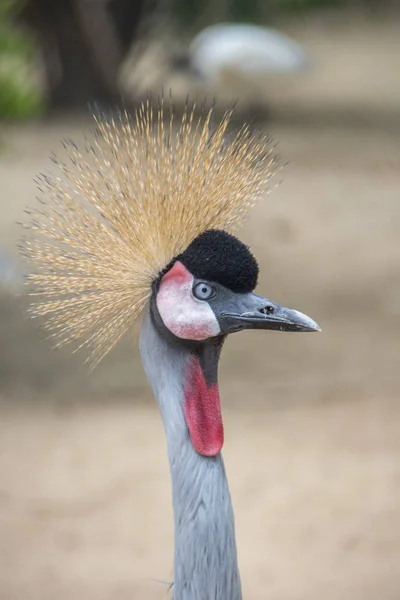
[156,261,221,341]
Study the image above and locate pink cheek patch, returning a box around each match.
[156,261,221,341]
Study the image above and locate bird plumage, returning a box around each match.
[21,100,278,366]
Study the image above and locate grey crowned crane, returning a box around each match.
[21,100,320,599]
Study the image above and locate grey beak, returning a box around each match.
[217,293,321,334]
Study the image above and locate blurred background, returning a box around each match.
[1,0,400,599]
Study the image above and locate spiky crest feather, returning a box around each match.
[21,99,279,366]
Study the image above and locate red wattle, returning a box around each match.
[184,355,224,457]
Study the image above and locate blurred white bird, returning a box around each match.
[170,22,310,110]
[122,21,310,111]
[189,23,309,84]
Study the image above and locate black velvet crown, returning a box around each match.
[176,229,259,294]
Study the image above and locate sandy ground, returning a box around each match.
[1,13,400,600]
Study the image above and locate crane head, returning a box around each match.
[22,100,318,378]
[153,229,320,342]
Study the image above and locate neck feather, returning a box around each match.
[140,310,242,600]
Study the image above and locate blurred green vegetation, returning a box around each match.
[0,0,43,119]
[0,0,389,117]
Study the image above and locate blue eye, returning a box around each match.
[193,282,215,301]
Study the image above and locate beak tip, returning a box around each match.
[289,309,321,333]
[307,319,322,333]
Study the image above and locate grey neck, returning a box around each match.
[140,310,242,600]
